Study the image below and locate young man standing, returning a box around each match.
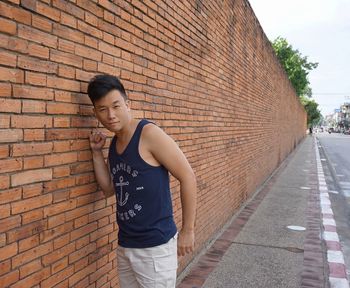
[87,74,197,287]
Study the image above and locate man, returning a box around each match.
[87,74,197,287]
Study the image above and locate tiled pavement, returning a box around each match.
[177,136,346,288]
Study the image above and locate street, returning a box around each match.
[317,132,350,280]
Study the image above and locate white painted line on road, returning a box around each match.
[320,195,330,201]
[300,186,311,190]
[343,190,350,197]
[337,175,345,177]
[324,231,340,242]
[328,250,345,264]
[322,206,333,214]
[329,277,350,288]
[315,137,349,285]
[321,198,331,205]
[329,190,339,194]
[340,182,350,188]
[323,218,336,226]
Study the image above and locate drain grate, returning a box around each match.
[284,247,304,253]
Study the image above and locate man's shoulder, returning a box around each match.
[142,121,162,136]
[141,122,170,148]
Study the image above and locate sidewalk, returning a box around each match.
[178,135,344,288]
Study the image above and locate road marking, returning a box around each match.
[323,219,336,226]
[329,278,349,288]
[340,182,350,188]
[315,138,349,287]
[322,206,333,214]
[324,231,340,242]
[321,198,331,205]
[328,250,345,264]
[343,190,350,197]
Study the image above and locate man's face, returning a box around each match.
[93,90,131,132]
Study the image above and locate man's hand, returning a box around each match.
[89,131,107,152]
[88,130,114,198]
[177,229,195,256]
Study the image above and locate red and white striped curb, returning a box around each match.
[315,139,349,288]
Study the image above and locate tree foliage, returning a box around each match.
[272,37,321,126]
[300,96,322,127]
[271,37,318,97]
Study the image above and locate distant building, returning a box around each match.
[340,103,350,129]
[325,108,343,128]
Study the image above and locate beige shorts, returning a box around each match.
[117,234,178,288]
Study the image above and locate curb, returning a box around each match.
[315,137,349,288]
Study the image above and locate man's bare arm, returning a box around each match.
[90,132,115,198]
[143,124,197,256]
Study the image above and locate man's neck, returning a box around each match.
[115,118,136,143]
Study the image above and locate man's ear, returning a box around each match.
[125,99,131,111]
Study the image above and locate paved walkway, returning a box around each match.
[178,136,349,288]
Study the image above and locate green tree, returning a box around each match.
[272,37,321,127]
[271,37,318,97]
[300,96,322,127]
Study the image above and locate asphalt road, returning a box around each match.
[317,132,350,280]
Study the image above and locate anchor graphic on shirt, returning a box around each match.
[116,176,129,206]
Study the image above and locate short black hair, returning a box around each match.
[87,74,127,104]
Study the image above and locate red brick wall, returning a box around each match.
[0,0,306,287]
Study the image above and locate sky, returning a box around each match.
[248,0,350,116]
